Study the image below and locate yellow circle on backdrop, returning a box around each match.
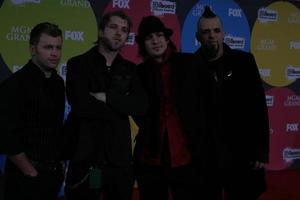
[0,0,97,76]
[251,1,300,87]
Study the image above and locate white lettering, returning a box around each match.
[65,31,84,41]
[286,123,299,132]
[112,0,130,9]
[228,8,242,17]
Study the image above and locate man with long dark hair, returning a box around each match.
[134,15,200,200]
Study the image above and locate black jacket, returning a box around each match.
[0,60,65,161]
[194,43,269,168]
[65,46,148,166]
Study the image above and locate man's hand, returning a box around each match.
[90,92,106,103]
[251,161,265,169]
[9,152,38,177]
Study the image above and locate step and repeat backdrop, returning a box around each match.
[0,0,300,176]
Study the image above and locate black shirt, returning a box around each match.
[0,60,65,161]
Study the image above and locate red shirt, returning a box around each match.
[158,60,191,167]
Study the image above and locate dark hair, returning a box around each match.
[29,22,62,45]
[197,6,221,28]
[98,10,132,33]
[95,10,132,44]
[136,15,175,59]
[135,16,173,45]
[202,5,217,18]
[138,35,177,59]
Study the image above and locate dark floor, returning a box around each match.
[2,169,300,200]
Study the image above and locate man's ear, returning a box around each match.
[195,31,200,42]
[29,45,35,56]
[98,29,103,39]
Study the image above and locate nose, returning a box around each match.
[208,30,215,38]
[115,27,123,36]
[151,35,159,43]
[51,48,61,57]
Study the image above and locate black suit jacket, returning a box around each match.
[65,46,148,166]
[194,43,269,168]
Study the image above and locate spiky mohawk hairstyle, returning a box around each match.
[202,5,216,18]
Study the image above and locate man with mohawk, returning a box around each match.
[194,6,270,200]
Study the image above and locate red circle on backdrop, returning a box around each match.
[266,87,300,170]
[103,0,181,64]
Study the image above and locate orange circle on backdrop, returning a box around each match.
[251,1,300,87]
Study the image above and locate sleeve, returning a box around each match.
[106,66,148,116]
[66,57,117,120]
[247,53,270,163]
[0,76,24,155]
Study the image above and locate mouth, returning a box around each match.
[208,40,218,45]
[152,46,162,51]
[49,59,59,64]
[207,42,218,49]
[113,38,121,42]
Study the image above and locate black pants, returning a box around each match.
[64,161,134,200]
[4,159,64,200]
[135,163,199,200]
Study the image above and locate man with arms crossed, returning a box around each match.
[64,10,147,200]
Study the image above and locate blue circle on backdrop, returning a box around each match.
[181,0,250,53]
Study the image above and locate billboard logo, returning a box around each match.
[65,31,84,41]
[112,0,130,9]
[59,63,67,77]
[259,68,271,77]
[126,32,135,45]
[284,95,300,107]
[290,41,300,50]
[257,7,278,23]
[151,0,176,14]
[224,35,245,49]
[11,0,40,5]
[286,123,299,132]
[283,147,300,163]
[266,95,274,107]
[192,4,212,17]
[286,65,300,80]
[228,8,242,17]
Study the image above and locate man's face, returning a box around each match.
[100,16,129,51]
[30,33,63,71]
[197,17,224,59]
[144,32,169,61]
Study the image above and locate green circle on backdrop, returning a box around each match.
[0,0,97,76]
[251,1,300,87]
